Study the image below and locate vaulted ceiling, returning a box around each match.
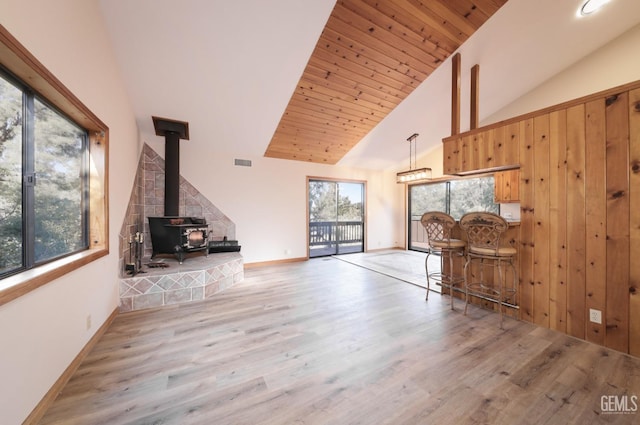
[264,0,507,164]
[98,0,640,171]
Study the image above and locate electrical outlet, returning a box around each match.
[589,308,602,324]
[86,314,92,330]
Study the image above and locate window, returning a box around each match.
[448,177,498,220]
[0,70,89,277]
[0,25,108,306]
[409,176,498,251]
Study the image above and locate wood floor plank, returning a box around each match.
[38,256,640,424]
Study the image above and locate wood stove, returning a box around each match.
[148,216,209,264]
[146,116,210,264]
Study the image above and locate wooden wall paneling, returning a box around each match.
[443,138,457,174]
[605,92,630,353]
[494,170,520,203]
[451,137,461,174]
[502,170,515,201]
[439,79,640,353]
[449,137,457,174]
[549,109,568,333]
[629,87,640,356]
[509,169,519,202]
[533,114,551,327]
[584,99,607,345]
[504,169,520,202]
[471,133,482,171]
[452,137,462,175]
[461,134,473,172]
[518,118,535,322]
[566,104,587,339]
[492,126,506,167]
[494,169,504,202]
[481,129,494,170]
[505,170,513,201]
[505,122,521,166]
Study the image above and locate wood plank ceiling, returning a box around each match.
[264,0,508,164]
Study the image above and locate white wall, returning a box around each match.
[145,137,406,262]
[0,1,139,424]
[484,23,640,125]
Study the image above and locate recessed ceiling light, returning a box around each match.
[579,0,611,16]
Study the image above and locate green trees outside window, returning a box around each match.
[410,176,498,221]
[0,74,22,274]
[0,71,88,277]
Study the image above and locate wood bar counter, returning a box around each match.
[445,220,520,318]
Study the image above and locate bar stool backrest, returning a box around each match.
[420,211,457,248]
[459,212,509,255]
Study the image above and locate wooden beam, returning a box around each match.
[451,53,461,136]
[470,64,480,130]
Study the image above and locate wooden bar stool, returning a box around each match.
[420,212,466,309]
[459,212,517,328]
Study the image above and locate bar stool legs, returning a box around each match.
[425,247,459,309]
[463,255,516,329]
[421,212,466,310]
[425,254,430,301]
[460,212,518,329]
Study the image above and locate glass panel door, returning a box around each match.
[309,179,364,257]
[408,182,447,251]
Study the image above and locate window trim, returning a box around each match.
[0,24,109,306]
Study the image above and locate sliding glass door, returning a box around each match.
[308,179,365,257]
[409,182,447,251]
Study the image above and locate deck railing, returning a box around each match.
[309,221,363,247]
[410,216,429,250]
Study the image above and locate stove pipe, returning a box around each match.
[152,116,190,217]
[164,131,180,216]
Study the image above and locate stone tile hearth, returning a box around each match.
[118,143,243,312]
[119,252,243,312]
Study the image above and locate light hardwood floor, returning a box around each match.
[39,257,640,424]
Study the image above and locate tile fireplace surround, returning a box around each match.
[118,143,242,312]
[119,252,243,312]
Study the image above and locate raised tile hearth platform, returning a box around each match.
[119,252,243,312]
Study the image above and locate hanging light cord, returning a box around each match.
[407,133,419,170]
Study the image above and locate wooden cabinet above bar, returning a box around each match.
[442,78,640,177]
[443,122,520,175]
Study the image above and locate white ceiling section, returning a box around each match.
[98,0,336,156]
[99,0,640,170]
